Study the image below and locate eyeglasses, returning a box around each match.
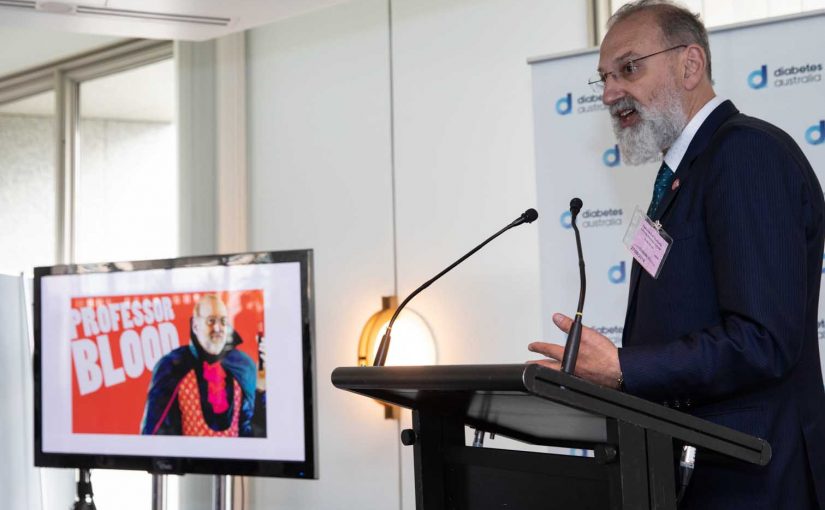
[199,315,228,327]
[588,45,687,93]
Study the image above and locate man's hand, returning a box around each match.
[528,313,622,389]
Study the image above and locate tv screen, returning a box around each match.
[33,250,316,478]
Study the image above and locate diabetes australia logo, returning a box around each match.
[560,207,623,229]
[806,120,824,145]
[747,63,823,89]
[593,325,623,346]
[555,92,608,115]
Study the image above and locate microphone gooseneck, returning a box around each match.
[372,208,539,367]
[561,198,586,374]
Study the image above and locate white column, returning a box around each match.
[216,32,248,254]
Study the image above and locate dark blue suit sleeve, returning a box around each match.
[619,125,812,402]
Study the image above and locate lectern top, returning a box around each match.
[331,363,771,466]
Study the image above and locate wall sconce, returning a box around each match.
[358,296,437,418]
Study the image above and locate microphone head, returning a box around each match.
[569,198,583,216]
[522,208,539,224]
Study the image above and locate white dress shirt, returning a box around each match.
[664,95,725,172]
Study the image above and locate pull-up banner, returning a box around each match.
[0,275,42,509]
[529,11,825,373]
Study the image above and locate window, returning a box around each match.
[0,39,178,510]
[0,40,174,272]
[75,58,178,263]
[610,0,825,26]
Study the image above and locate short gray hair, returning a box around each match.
[608,0,712,80]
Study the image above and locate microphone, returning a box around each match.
[372,208,539,367]
[510,208,538,227]
[561,198,586,374]
[569,197,582,216]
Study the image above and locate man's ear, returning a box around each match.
[682,44,707,90]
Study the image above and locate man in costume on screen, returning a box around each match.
[529,1,825,508]
[141,294,264,437]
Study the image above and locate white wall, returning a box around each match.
[247,0,398,508]
[246,0,588,508]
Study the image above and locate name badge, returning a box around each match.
[623,207,673,279]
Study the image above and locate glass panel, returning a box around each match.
[0,91,57,276]
[75,58,178,264]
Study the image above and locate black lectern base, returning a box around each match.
[445,446,609,509]
[412,407,665,510]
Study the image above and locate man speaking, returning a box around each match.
[529,1,825,507]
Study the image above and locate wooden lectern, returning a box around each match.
[332,364,771,510]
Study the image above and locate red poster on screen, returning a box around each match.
[70,290,265,436]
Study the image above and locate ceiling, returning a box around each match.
[0,27,123,77]
[0,0,353,119]
[0,0,347,122]
[0,0,351,42]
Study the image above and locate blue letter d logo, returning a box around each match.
[560,211,572,229]
[555,93,572,115]
[806,121,825,145]
[747,65,767,89]
[608,261,626,284]
[603,144,621,167]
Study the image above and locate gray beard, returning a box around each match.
[611,88,687,166]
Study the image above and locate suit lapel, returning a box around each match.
[652,100,740,222]
[622,100,740,345]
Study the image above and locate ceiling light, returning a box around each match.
[0,0,232,26]
[35,1,76,14]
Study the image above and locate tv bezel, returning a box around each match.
[33,249,317,479]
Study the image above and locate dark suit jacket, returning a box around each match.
[618,100,825,509]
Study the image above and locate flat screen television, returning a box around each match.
[33,250,316,478]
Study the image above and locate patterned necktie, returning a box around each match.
[647,161,674,217]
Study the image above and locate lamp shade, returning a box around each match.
[358,296,436,367]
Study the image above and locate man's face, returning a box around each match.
[192,297,229,356]
[598,13,688,165]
